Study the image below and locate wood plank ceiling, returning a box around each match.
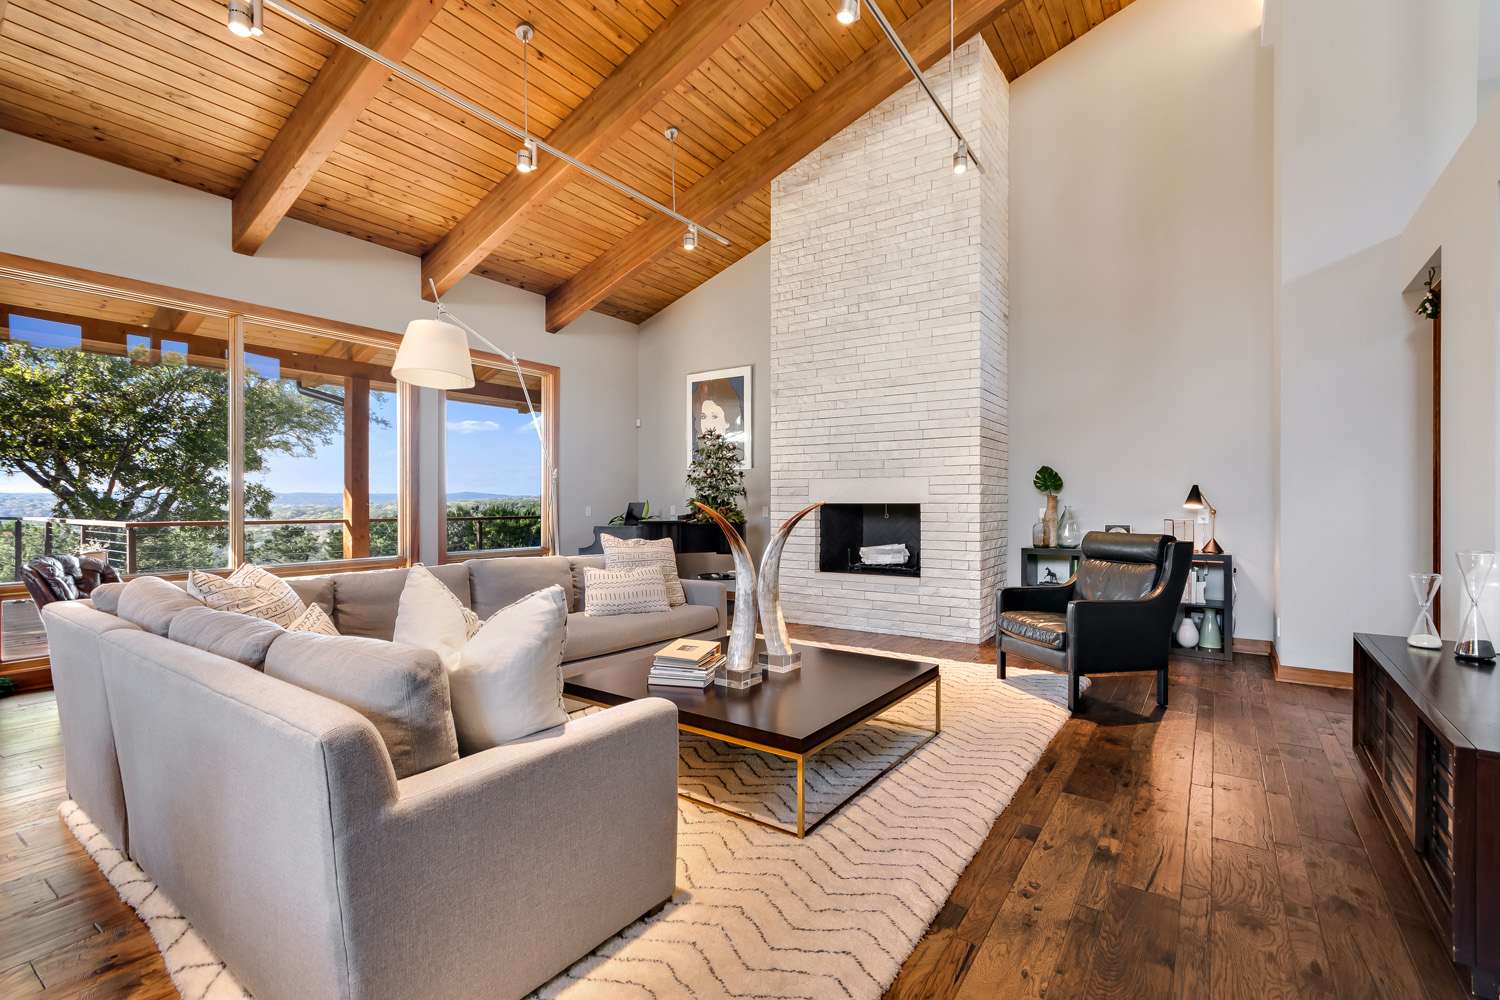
[0,0,1132,329]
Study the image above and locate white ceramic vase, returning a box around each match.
[1176,616,1200,648]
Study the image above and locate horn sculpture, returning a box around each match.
[757,502,823,672]
[693,503,761,685]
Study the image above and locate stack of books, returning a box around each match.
[648,639,724,689]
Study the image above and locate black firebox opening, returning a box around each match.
[818,503,921,577]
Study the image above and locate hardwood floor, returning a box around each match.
[0,625,1475,999]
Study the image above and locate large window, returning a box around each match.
[443,361,549,556]
[242,322,401,565]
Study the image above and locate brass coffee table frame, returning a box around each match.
[573,675,941,838]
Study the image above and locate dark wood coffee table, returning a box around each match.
[564,636,940,837]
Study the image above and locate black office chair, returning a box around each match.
[995,532,1193,714]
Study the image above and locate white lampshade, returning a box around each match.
[392,318,476,390]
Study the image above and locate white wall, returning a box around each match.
[635,244,771,559]
[1008,0,1276,639]
[1402,97,1500,638]
[1272,0,1478,669]
[0,131,640,558]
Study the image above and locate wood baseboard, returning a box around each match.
[1234,638,1273,655]
[0,661,52,693]
[1270,644,1353,689]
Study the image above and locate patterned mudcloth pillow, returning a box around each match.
[288,603,339,635]
[600,534,685,607]
[187,563,306,628]
[583,565,670,617]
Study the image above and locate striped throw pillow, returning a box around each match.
[601,534,685,607]
[288,603,339,636]
[583,566,670,617]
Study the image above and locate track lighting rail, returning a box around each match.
[856,0,985,174]
[249,0,731,248]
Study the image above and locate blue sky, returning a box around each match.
[1,315,541,499]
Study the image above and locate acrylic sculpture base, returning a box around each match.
[758,650,801,673]
[715,664,764,689]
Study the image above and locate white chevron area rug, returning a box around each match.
[60,644,1077,1000]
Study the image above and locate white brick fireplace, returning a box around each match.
[769,37,1008,643]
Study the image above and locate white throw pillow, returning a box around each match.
[448,585,569,753]
[600,535,685,607]
[392,564,481,671]
[187,563,306,628]
[583,565,670,616]
[288,603,339,636]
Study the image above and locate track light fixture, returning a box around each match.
[836,0,861,24]
[230,0,728,247]
[665,127,698,252]
[227,0,262,37]
[514,23,537,174]
[953,142,968,174]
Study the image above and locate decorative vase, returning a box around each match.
[1455,551,1496,661]
[1057,506,1082,548]
[1043,494,1059,546]
[1032,509,1046,547]
[1176,616,1200,648]
[694,503,762,686]
[1198,609,1222,650]
[757,502,823,672]
[1407,573,1442,649]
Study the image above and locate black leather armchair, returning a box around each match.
[20,554,121,609]
[995,532,1192,713]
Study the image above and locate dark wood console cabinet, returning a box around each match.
[1354,633,1500,999]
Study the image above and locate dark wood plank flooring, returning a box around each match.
[0,624,1475,999]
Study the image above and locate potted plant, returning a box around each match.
[1034,465,1064,546]
[686,428,747,524]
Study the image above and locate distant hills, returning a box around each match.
[0,490,535,519]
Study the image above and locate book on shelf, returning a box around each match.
[652,638,721,667]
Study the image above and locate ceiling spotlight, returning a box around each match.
[836,0,861,24]
[227,0,262,37]
[953,142,969,174]
[515,23,537,175]
[683,225,698,251]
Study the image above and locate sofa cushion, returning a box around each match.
[168,606,286,669]
[467,556,575,618]
[286,576,335,616]
[117,576,205,636]
[333,563,471,640]
[90,581,127,614]
[264,632,459,779]
[583,566,670,617]
[998,610,1068,650]
[448,585,569,754]
[600,535,685,607]
[570,555,606,612]
[392,565,481,670]
[563,603,719,662]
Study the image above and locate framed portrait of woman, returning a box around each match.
[686,365,752,470]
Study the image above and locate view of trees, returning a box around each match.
[446,498,541,553]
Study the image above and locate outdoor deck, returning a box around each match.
[1,598,47,662]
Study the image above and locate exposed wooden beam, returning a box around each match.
[544,0,1025,332]
[419,0,774,300]
[148,307,204,334]
[231,0,445,256]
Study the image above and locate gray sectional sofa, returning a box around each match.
[41,554,726,1000]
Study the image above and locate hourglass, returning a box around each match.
[1407,573,1442,649]
[1455,551,1497,661]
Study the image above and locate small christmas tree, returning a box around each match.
[686,428,747,524]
